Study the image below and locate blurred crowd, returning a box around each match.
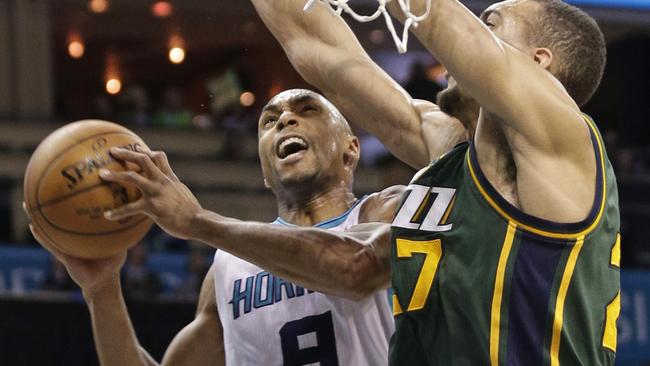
[0,35,648,301]
[38,240,211,301]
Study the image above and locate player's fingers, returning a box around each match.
[148,150,179,181]
[104,200,146,221]
[99,169,156,193]
[109,147,159,178]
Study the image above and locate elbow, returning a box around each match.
[337,256,387,301]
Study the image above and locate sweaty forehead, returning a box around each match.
[264,90,324,111]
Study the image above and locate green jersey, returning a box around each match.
[389,116,620,366]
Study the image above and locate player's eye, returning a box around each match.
[301,104,318,113]
[263,116,277,125]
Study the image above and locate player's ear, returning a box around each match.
[343,136,360,171]
[263,178,271,189]
[533,47,553,70]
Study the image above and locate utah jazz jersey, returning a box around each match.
[389,116,620,366]
[214,197,394,366]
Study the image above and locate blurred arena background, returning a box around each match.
[0,0,648,364]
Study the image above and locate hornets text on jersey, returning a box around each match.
[214,196,394,365]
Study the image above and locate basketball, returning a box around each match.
[23,120,153,259]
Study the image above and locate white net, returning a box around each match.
[303,0,431,53]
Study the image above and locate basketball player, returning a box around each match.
[254,0,620,365]
[27,88,467,365]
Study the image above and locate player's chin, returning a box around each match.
[436,85,463,118]
[277,167,318,187]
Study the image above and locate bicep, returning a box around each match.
[161,267,225,366]
[319,62,431,168]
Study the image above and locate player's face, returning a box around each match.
[480,0,538,54]
[257,90,353,190]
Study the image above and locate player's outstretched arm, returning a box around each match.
[25,218,224,366]
[159,266,225,366]
[252,0,461,167]
[195,216,392,300]
[391,0,588,144]
[100,148,396,300]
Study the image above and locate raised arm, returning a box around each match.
[252,0,462,167]
[27,218,224,366]
[100,149,399,300]
[387,0,603,222]
[388,0,587,151]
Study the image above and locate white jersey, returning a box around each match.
[214,197,394,366]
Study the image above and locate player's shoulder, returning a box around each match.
[358,185,406,224]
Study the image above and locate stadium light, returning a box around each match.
[105,78,122,95]
[152,1,173,18]
[88,0,109,13]
[240,92,255,107]
[169,47,185,64]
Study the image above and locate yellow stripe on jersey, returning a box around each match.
[466,114,607,240]
[489,222,517,366]
[610,234,621,268]
[440,194,456,225]
[550,236,585,366]
[603,291,621,353]
[412,190,432,223]
[392,294,404,316]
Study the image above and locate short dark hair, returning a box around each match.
[528,0,606,106]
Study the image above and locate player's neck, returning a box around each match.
[475,114,519,207]
[276,186,357,227]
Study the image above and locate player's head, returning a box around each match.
[257,89,359,196]
[480,0,606,106]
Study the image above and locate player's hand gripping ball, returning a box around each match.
[23,120,153,259]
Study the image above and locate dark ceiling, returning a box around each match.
[50,0,650,119]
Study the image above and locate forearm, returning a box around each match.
[84,279,157,366]
[390,0,511,109]
[253,0,430,168]
[190,210,389,300]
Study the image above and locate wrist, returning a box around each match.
[82,276,121,303]
[188,209,228,244]
[188,208,210,242]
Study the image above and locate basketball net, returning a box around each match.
[303,0,431,53]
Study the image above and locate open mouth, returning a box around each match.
[277,136,309,160]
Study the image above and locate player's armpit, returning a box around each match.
[161,266,225,366]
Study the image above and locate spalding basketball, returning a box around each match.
[23,120,153,259]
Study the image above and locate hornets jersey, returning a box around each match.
[390,115,620,365]
[214,196,394,365]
